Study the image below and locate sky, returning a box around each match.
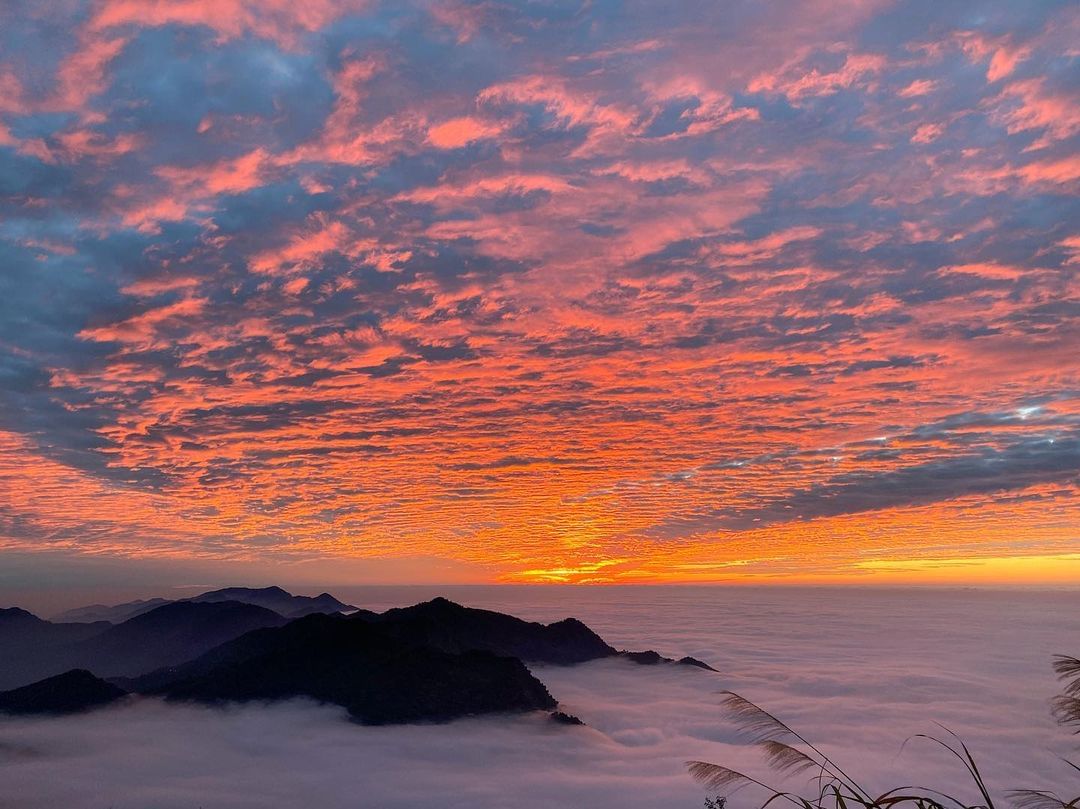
[0,0,1077,590]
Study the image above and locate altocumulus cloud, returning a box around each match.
[0,0,1077,578]
[716,433,1080,531]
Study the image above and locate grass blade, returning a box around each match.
[759,741,821,777]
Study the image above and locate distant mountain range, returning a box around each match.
[0,600,287,688]
[52,586,357,624]
[0,587,714,724]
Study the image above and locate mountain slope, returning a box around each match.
[0,669,127,715]
[0,592,714,704]
[0,608,113,689]
[73,601,288,678]
[53,586,358,627]
[190,586,358,617]
[132,612,557,724]
[0,607,110,645]
[363,597,616,664]
[364,598,714,669]
[53,598,172,625]
[0,601,286,689]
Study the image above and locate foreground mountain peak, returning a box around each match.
[368,597,617,664]
[0,669,126,716]
[132,613,558,724]
[0,606,42,624]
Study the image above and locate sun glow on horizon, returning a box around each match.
[503,553,1080,586]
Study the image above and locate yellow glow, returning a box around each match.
[517,558,629,583]
[506,553,1080,586]
[850,553,1080,585]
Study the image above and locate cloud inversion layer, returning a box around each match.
[0,588,1076,807]
[0,1,1077,581]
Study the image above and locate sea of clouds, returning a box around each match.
[1,586,1077,808]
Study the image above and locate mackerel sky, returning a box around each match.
[1,0,1077,586]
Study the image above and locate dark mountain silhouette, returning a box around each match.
[130,612,556,724]
[676,656,716,670]
[551,710,586,725]
[361,598,717,670]
[0,669,127,715]
[617,650,717,671]
[53,598,172,625]
[54,586,358,625]
[361,597,617,663]
[0,606,39,629]
[189,586,359,618]
[73,601,288,678]
[620,650,667,665]
[0,607,110,646]
[0,590,717,723]
[0,608,113,689]
[0,601,285,689]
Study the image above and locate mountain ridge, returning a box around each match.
[129,612,558,724]
[52,586,359,624]
[0,669,127,715]
[0,588,717,724]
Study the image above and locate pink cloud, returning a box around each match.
[937,263,1032,280]
[595,159,707,184]
[1058,236,1080,267]
[78,297,208,347]
[987,44,1031,82]
[748,50,886,102]
[898,79,939,98]
[427,116,503,149]
[157,149,270,196]
[955,32,1032,83]
[1016,155,1080,186]
[280,56,412,167]
[478,75,638,139]
[640,77,759,137]
[989,79,1080,149]
[89,0,368,48]
[249,215,359,275]
[702,226,824,263]
[911,123,944,144]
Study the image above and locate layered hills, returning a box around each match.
[0,588,714,724]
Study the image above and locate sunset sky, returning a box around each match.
[0,0,1077,592]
